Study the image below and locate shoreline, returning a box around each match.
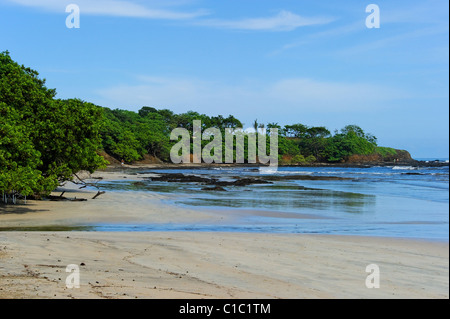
[1,168,448,241]
[0,169,448,299]
[105,159,449,170]
[0,231,448,299]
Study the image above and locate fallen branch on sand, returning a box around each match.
[92,191,106,200]
[72,173,102,190]
[46,195,87,202]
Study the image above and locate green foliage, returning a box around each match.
[375,146,397,157]
[0,51,106,198]
[100,113,383,165]
[100,107,244,163]
[289,154,316,164]
[278,137,300,157]
[305,155,316,163]
[291,154,306,164]
[284,123,308,138]
[324,125,378,162]
[0,102,44,195]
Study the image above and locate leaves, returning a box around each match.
[0,51,106,197]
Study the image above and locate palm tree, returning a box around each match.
[258,123,265,134]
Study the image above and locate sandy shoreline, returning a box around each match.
[0,169,448,299]
[0,232,448,299]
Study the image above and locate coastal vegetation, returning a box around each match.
[1,51,409,199]
[100,107,403,166]
[1,51,106,199]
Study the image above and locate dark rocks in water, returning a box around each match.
[201,186,227,191]
[132,181,146,186]
[263,175,350,181]
[149,173,213,184]
[415,161,448,168]
[147,173,271,186]
[146,172,350,187]
[214,178,272,187]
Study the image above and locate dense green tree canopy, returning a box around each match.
[1,51,106,197]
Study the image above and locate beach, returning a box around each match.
[0,169,448,299]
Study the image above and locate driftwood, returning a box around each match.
[92,191,105,200]
[73,173,102,189]
[47,195,87,202]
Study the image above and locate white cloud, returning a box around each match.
[6,0,208,19]
[92,75,408,121]
[196,10,334,31]
[5,1,332,30]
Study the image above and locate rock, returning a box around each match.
[263,175,350,181]
[148,173,214,184]
[132,181,146,186]
[214,178,272,186]
[201,186,227,191]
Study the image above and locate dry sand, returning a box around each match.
[0,169,448,299]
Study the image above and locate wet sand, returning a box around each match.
[0,169,448,299]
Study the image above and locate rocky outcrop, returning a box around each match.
[346,149,413,164]
[145,173,350,191]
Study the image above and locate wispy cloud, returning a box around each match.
[336,25,449,58]
[5,0,209,19]
[195,10,334,31]
[270,0,449,56]
[5,1,333,31]
[268,21,363,55]
[93,75,408,120]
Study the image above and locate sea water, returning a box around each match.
[94,164,449,241]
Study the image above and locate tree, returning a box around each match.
[0,51,106,198]
[0,102,45,197]
[324,125,378,162]
[267,122,283,136]
[41,99,107,182]
[253,119,258,133]
[340,125,365,138]
[138,106,158,117]
[222,115,242,129]
[258,123,265,134]
[284,123,308,138]
[306,126,330,139]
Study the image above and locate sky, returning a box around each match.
[0,0,448,158]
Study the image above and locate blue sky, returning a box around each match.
[0,0,448,158]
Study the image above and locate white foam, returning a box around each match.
[259,166,279,175]
[392,166,416,170]
[280,171,314,175]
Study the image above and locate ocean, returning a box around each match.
[94,163,449,241]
